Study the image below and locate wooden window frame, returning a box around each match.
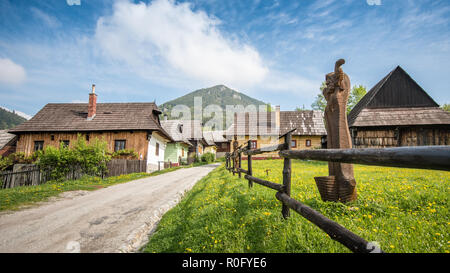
[291,139,297,148]
[250,140,257,149]
[61,140,70,148]
[305,139,312,147]
[34,141,44,151]
[114,140,126,152]
[155,142,160,156]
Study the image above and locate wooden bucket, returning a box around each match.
[314,176,338,202]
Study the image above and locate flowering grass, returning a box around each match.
[0,166,185,212]
[142,160,449,253]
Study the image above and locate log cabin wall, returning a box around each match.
[352,126,450,148]
[15,131,150,159]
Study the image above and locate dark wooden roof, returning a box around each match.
[9,103,172,140]
[280,111,326,136]
[348,66,441,127]
[350,107,450,127]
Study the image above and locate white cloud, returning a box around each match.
[30,7,61,28]
[66,0,81,6]
[366,0,381,6]
[95,0,268,88]
[0,58,26,85]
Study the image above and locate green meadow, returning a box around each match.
[143,160,449,253]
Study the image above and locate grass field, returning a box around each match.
[142,160,449,253]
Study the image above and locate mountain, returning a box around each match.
[0,106,32,120]
[159,85,269,127]
[0,107,28,130]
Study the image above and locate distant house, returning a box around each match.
[8,85,173,172]
[0,130,17,157]
[161,120,192,166]
[202,131,217,155]
[348,66,450,148]
[226,106,327,159]
[204,130,231,158]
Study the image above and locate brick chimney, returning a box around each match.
[275,105,280,128]
[87,84,97,120]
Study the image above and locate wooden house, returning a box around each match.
[8,85,173,172]
[348,66,450,148]
[204,130,231,158]
[226,106,327,159]
[0,130,17,157]
[161,120,192,166]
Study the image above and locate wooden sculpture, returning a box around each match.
[315,59,357,202]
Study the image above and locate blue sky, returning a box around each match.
[0,0,449,116]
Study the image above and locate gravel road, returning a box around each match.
[0,164,219,253]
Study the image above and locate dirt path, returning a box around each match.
[0,164,219,253]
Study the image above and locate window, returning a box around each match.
[306,139,311,147]
[114,140,126,152]
[50,135,55,141]
[250,140,257,149]
[181,148,184,157]
[61,140,70,148]
[155,142,159,156]
[34,141,44,151]
[85,134,90,141]
[291,140,297,148]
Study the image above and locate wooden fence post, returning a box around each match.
[247,140,253,188]
[282,131,292,219]
[238,150,242,178]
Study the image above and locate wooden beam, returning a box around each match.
[245,143,285,156]
[275,192,381,253]
[244,174,285,192]
[279,146,450,171]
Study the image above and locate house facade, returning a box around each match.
[226,106,326,159]
[8,85,172,172]
[348,66,450,148]
[161,120,192,166]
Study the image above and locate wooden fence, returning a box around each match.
[225,130,450,253]
[1,159,147,189]
[105,159,146,177]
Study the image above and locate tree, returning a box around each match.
[311,82,327,111]
[310,82,367,113]
[295,104,308,111]
[347,85,367,114]
[441,103,450,112]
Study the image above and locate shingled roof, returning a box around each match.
[0,130,16,149]
[280,111,326,136]
[8,103,172,140]
[348,66,444,127]
[160,120,193,146]
[224,110,327,137]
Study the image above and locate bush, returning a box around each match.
[201,152,215,163]
[0,156,13,171]
[110,149,138,159]
[36,135,111,181]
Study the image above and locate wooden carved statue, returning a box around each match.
[315,59,357,202]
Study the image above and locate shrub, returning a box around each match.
[0,156,13,171]
[201,152,215,163]
[110,149,138,159]
[36,135,111,180]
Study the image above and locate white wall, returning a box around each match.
[147,132,168,172]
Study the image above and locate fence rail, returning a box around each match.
[1,159,147,189]
[225,131,450,253]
